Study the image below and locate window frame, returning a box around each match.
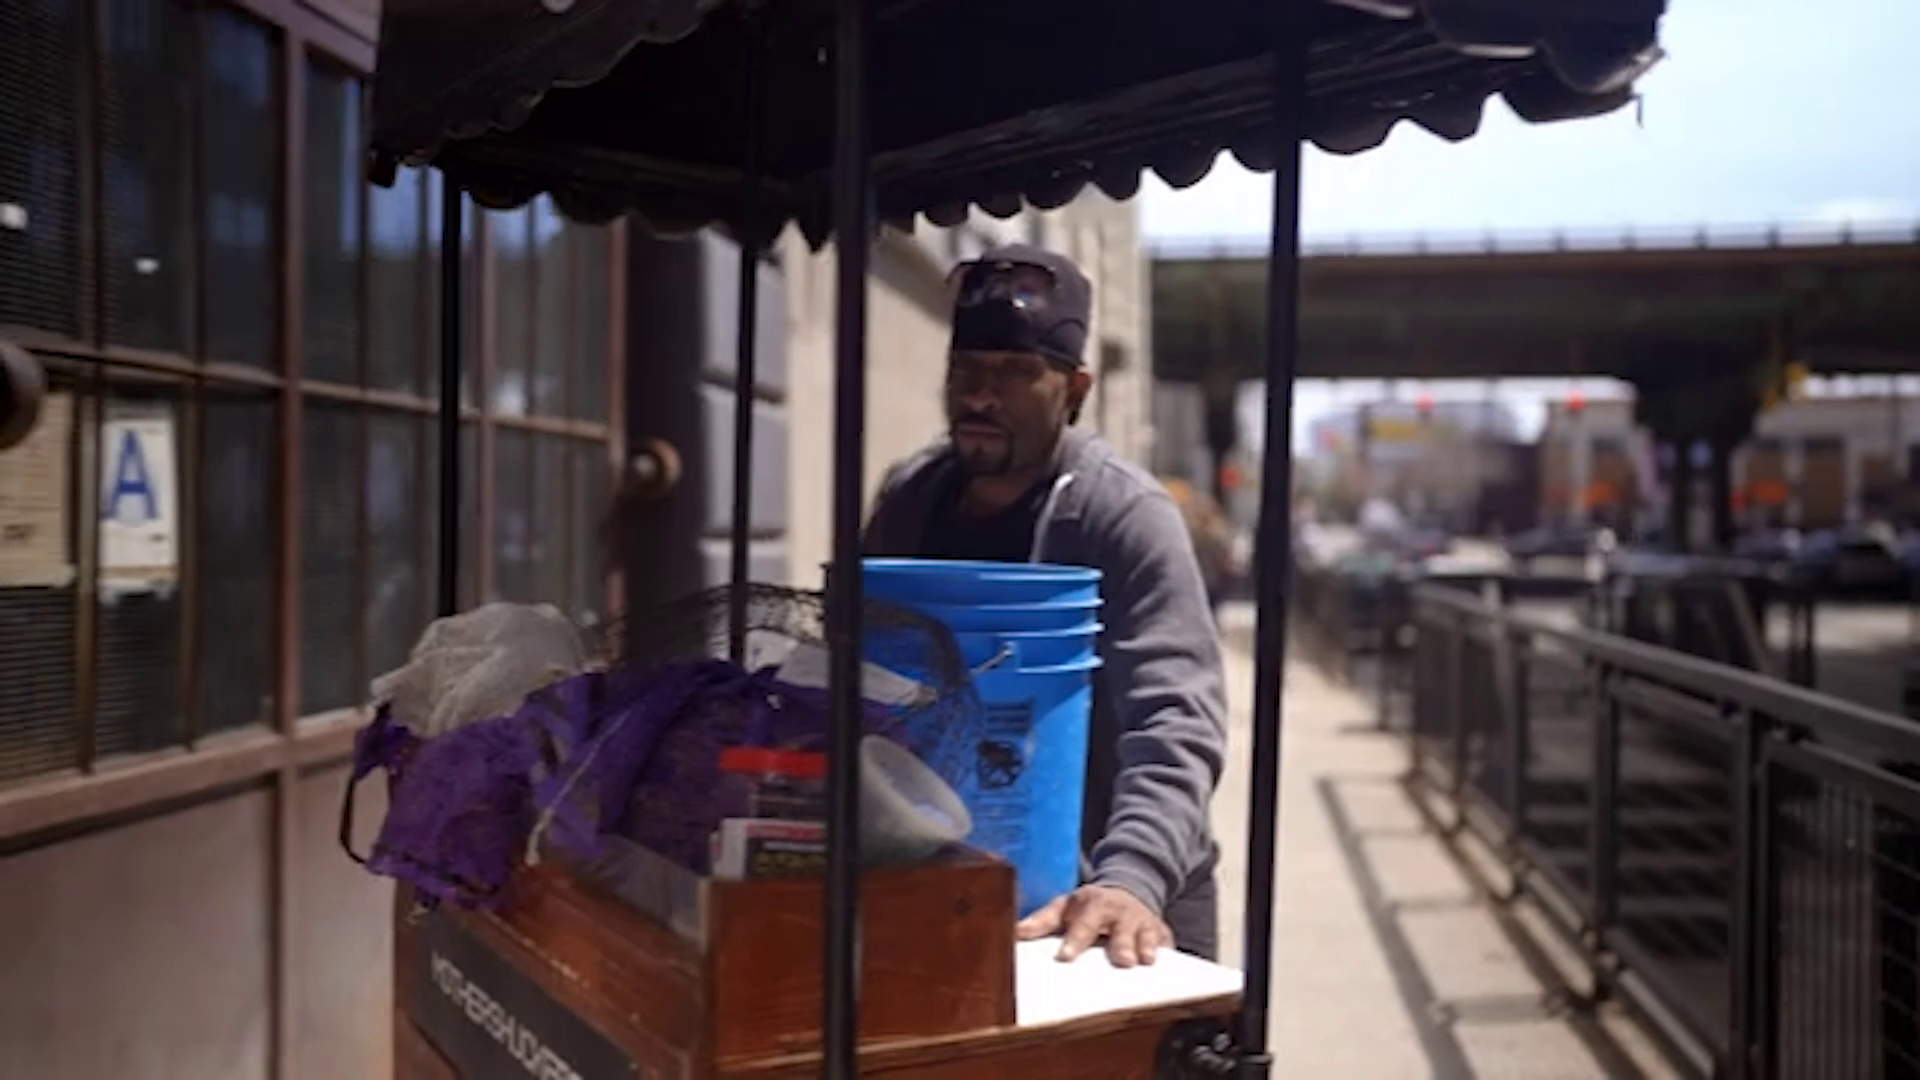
[0,0,626,819]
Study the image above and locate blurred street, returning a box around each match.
[1211,603,1677,1079]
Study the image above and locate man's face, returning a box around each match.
[945,349,1087,477]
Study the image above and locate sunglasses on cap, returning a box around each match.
[945,258,1060,311]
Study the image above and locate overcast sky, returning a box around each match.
[1137,0,1920,448]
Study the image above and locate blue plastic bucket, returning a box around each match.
[953,624,1101,671]
[863,558,1101,607]
[905,599,1102,633]
[952,656,1101,917]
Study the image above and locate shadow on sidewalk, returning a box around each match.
[1316,774,1654,1080]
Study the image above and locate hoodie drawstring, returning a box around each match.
[1028,473,1076,564]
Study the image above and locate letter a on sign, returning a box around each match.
[98,414,179,581]
[103,428,159,524]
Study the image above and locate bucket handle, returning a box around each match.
[966,623,1101,677]
[971,640,1020,676]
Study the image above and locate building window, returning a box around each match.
[364,410,425,678]
[295,185,616,715]
[572,224,610,424]
[367,167,426,394]
[101,0,198,354]
[201,7,279,369]
[532,201,570,416]
[295,57,364,714]
[302,58,363,385]
[482,198,614,621]
[490,207,533,417]
[299,399,362,714]
[0,8,620,790]
[197,382,279,731]
[0,0,87,339]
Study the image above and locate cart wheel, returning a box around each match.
[1155,1016,1240,1077]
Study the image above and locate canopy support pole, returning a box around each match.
[435,181,465,618]
[823,0,873,1071]
[728,16,767,662]
[1235,8,1309,1076]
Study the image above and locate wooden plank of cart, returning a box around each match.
[392,851,1240,1079]
[363,1,1668,1076]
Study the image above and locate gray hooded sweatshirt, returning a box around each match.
[863,429,1228,956]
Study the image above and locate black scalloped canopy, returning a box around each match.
[368,0,1666,242]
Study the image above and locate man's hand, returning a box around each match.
[1015,884,1171,968]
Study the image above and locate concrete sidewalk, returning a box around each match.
[1208,607,1675,1079]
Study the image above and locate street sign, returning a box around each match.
[1367,415,1433,443]
[99,409,179,583]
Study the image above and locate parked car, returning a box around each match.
[1506,523,1602,562]
[1788,527,1914,598]
[1732,528,1802,564]
[1392,525,1452,563]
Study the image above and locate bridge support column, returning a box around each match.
[1201,364,1240,507]
[1708,436,1738,553]
[1569,421,1593,527]
[1633,349,1767,553]
[1662,442,1692,547]
[1785,438,1805,528]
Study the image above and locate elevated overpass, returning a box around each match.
[1152,223,1920,384]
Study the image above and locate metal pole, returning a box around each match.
[1889,375,1905,513]
[1355,400,1373,504]
[728,19,766,662]
[1236,4,1308,1074]
[822,0,872,1070]
[436,181,464,618]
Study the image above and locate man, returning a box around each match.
[864,244,1228,967]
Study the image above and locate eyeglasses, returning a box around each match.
[945,258,1058,311]
[945,352,1063,395]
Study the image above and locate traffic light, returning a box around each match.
[1567,388,1586,416]
[1414,393,1434,424]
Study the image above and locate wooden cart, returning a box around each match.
[393,850,1240,1078]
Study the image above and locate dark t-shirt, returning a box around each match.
[919,469,1055,562]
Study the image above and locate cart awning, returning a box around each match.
[369,0,1665,241]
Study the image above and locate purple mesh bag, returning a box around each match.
[613,666,905,873]
[342,658,901,906]
[344,661,716,907]
[341,584,973,908]
[341,705,544,907]
[522,660,721,864]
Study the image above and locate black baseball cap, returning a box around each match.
[946,244,1092,368]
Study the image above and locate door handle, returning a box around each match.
[0,339,47,452]
[626,437,683,500]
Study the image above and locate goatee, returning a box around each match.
[956,444,1013,476]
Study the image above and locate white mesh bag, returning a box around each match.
[370,602,589,736]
